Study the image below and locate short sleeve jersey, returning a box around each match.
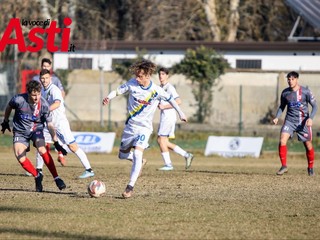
[41,83,67,124]
[279,86,317,124]
[9,93,52,135]
[33,74,64,92]
[160,82,179,122]
[116,78,172,130]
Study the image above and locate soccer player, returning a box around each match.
[38,69,95,179]
[102,60,187,198]
[273,71,318,176]
[32,57,66,165]
[1,80,66,192]
[157,67,194,170]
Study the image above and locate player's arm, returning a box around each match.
[50,100,61,111]
[273,94,286,125]
[102,82,129,105]
[1,104,13,133]
[47,120,67,155]
[158,97,181,110]
[306,91,317,127]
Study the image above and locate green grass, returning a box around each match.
[2,131,320,153]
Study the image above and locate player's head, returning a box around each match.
[39,69,52,88]
[129,60,157,86]
[158,67,170,85]
[286,71,299,89]
[286,71,299,79]
[26,80,42,104]
[41,58,52,71]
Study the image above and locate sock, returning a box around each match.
[119,151,134,161]
[306,148,314,168]
[173,145,188,158]
[36,151,44,169]
[161,152,172,166]
[128,149,143,187]
[75,148,92,170]
[20,158,37,177]
[279,145,287,167]
[41,151,58,178]
[45,143,50,153]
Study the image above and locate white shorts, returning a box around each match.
[120,124,152,150]
[43,126,53,143]
[55,119,76,145]
[157,118,176,139]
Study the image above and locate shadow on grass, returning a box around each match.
[0,187,79,196]
[0,227,126,240]
[192,170,275,176]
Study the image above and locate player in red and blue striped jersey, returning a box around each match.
[273,71,318,176]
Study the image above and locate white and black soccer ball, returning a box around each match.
[88,180,106,198]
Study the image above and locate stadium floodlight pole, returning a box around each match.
[99,65,104,127]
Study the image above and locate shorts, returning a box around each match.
[13,130,45,149]
[281,119,312,142]
[55,119,76,145]
[120,124,152,151]
[157,118,176,139]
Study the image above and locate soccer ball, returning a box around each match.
[87,180,106,198]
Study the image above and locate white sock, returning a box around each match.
[173,145,188,158]
[128,149,143,187]
[119,151,134,161]
[75,148,92,170]
[36,151,44,169]
[161,152,172,166]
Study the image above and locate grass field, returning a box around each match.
[1,143,320,240]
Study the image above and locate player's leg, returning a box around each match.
[157,120,173,170]
[122,127,151,198]
[157,135,173,170]
[57,121,94,178]
[13,141,37,177]
[34,132,66,190]
[68,142,95,178]
[277,132,290,175]
[298,125,314,176]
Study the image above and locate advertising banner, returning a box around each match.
[204,136,264,158]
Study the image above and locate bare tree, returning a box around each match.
[227,0,240,42]
[199,0,221,41]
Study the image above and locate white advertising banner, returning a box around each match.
[72,131,116,153]
[204,136,264,158]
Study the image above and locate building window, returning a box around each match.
[68,58,93,69]
[236,59,261,69]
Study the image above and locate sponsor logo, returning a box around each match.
[75,134,101,145]
[229,138,240,150]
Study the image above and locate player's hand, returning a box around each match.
[54,141,67,155]
[179,113,188,122]
[158,104,165,110]
[1,120,11,133]
[102,97,110,105]
[272,118,278,125]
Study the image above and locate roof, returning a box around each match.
[71,40,320,52]
[285,0,320,30]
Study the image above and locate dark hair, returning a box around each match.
[26,80,42,93]
[40,69,50,77]
[287,71,299,78]
[41,58,52,66]
[158,67,169,75]
[129,60,157,76]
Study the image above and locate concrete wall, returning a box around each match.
[64,70,320,131]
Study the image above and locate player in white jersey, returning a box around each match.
[157,67,194,171]
[102,60,187,198]
[38,69,95,179]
